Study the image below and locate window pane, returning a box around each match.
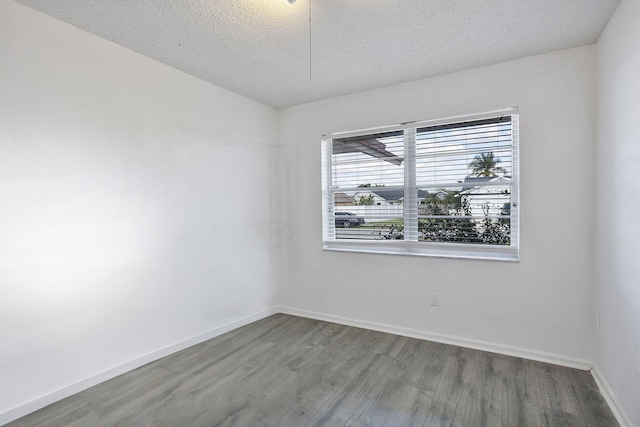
[417,184,511,245]
[416,117,512,187]
[331,131,404,189]
[413,115,513,246]
[332,190,404,241]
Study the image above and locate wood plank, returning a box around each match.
[6,314,619,427]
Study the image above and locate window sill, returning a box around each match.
[323,240,519,262]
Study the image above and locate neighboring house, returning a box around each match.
[419,189,456,216]
[352,190,388,205]
[460,176,512,219]
[371,189,404,205]
[365,189,428,205]
[429,189,449,200]
[334,192,356,206]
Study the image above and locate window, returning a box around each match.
[321,109,519,261]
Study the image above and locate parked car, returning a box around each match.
[335,212,365,227]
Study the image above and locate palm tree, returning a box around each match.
[468,152,506,177]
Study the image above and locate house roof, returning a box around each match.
[461,176,512,193]
[332,133,403,166]
[371,189,428,202]
[334,192,355,205]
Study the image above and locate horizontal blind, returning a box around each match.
[321,109,519,258]
[331,130,405,190]
[416,116,512,188]
[415,116,513,245]
[330,130,405,234]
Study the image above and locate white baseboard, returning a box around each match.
[277,306,593,371]
[591,366,634,427]
[0,307,279,426]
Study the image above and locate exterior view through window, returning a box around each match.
[321,109,519,261]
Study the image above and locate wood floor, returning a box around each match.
[7,314,618,427]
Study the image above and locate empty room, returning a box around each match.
[1,0,638,426]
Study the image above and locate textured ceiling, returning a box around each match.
[14,0,620,109]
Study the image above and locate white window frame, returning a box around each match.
[321,108,520,261]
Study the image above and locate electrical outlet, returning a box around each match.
[596,311,601,330]
[430,292,439,307]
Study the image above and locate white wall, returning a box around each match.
[278,46,597,365]
[596,0,640,424]
[0,0,278,420]
[5,0,636,423]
